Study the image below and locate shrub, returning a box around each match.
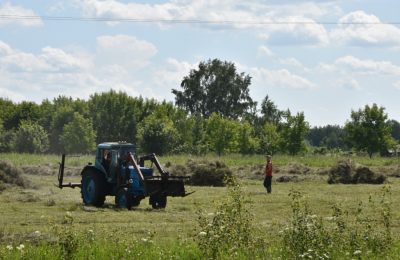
[14,121,49,153]
[281,187,393,259]
[196,176,264,258]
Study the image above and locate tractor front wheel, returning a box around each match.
[81,169,106,207]
[150,193,167,209]
[115,188,132,210]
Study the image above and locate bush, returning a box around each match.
[328,160,386,184]
[281,187,393,259]
[14,120,49,153]
[196,177,265,258]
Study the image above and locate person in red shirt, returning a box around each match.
[263,155,273,193]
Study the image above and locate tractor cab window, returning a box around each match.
[109,150,119,178]
[118,148,136,161]
[101,149,111,173]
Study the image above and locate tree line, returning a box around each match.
[0,59,399,156]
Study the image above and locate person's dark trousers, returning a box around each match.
[263,176,272,193]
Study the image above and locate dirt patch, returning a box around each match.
[0,160,30,192]
[328,160,386,184]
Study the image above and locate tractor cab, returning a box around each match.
[95,142,134,174]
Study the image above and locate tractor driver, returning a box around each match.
[102,150,111,173]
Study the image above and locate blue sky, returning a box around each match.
[0,0,400,126]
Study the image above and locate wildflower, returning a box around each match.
[6,245,13,250]
[16,244,25,251]
[141,238,148,242]
[353,250,362,255]
[199,231,207,236]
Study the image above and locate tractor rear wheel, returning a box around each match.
[131,197,141,207]
[115,188,132,210]
[81,169,106,207]
[150,193,167,209]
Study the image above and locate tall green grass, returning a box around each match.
[161,153,400,168]
[1,152,398,168]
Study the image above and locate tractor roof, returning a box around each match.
[97,142,135,150]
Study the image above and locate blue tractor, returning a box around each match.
[58,142,191,209]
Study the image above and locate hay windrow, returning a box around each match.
[0,160,30,192]
[328,159,386,184]
[165,159,232,186]
[276,175,300,183]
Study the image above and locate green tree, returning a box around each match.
[387,119,400,142]
[14,120,49,153]
[260,95,282,125]
[280,112,310,155]
[89,90,137,144]
[191,113,207,155]
[3,101,41,130]
[60,112,96,154]
[172,59,256,119]
[259,122,281,155]
[0,98,15,128]
[345,104,394,157]
[0,119,15,152]
[238,121,258,154]
[307,125,346,150]
[49,105,75,153]
[137,112,178,155]
[205,113,239,155]
[45,96,90,153]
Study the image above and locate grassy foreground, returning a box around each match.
[0,153,400,259]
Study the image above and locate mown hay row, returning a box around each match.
[328,160,386,184]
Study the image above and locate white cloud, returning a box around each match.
[330,11,400,46]
[76,0,332,45]
[394,81,400,90]
[279,57,303,67]
[335,56,400,76]
[40,47,92,71]
[0,2,43,27]
[337,78,361,91]
[96,35,157,69]
[246,66,315,89]
[0,35,159,102]
[258,45,274,56]
[258,17,329,45]
[0,41,91,73]
[153,58,197,99]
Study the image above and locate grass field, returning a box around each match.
[0,153,400,259]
